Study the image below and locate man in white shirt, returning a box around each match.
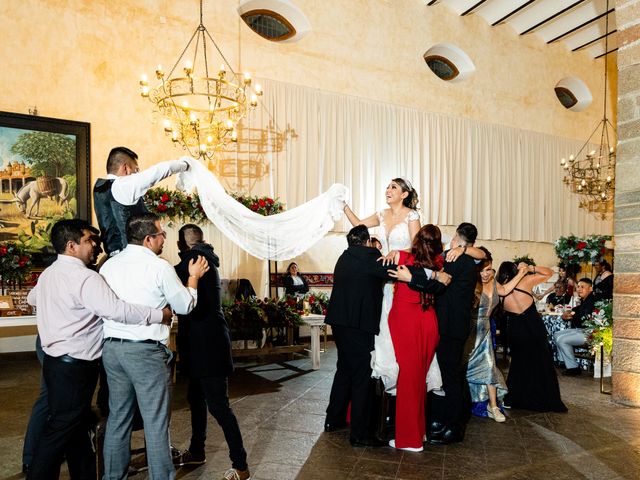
[93,146,188,257]
[100,213,209,480]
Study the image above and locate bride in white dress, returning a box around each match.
[343,178,421,393]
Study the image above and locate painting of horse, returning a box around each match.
[13,177,71,218]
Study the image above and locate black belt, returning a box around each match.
[105,337,163,346]
[51,354,98,365]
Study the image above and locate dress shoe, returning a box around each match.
[349,436,387,447]
[486,406,506,423]
[389,439,423,452]
[563,367,581,376]
[22,464,30,475]
[427,427,464,446]
[428,420,446,436]
[324,420,347,432]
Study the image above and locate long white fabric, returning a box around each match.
[176,157,348,261]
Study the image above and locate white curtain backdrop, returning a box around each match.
[160,77,612,294]
[253,78,612,242]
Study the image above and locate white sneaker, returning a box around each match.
[487,406,506,423]
[389,439,424,452]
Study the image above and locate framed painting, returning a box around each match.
[0,111,90,263]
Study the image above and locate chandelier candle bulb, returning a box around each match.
[255,84,263,95]
[250,94,258,107]
[243,72,251,85]
[163,119,171,131]
[231,130,238,141]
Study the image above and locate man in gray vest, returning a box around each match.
[93,146,189,257]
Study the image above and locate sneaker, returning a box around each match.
[222,468,251,480]
[175,450,206,466]
[486,406,506,423]
[388,439,424,452]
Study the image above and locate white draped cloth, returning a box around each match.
[175,157,348,261]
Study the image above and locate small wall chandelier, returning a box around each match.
[560,0,615,219]
[139,0,263,160]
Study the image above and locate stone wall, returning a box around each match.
[613,0,640,406]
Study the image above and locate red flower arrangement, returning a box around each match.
[0,241,32,285]
[144,187,207,225]
[231,193,284,216]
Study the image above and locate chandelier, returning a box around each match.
[560,0,615,219]
[139,0,263,160]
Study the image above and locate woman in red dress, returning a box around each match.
[387,224,443,452]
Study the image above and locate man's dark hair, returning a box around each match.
[106,146,138,174]
[347,225,370,247]
[456,222,478,245]
[51,219,92,254]
[126,213,160,244]
[578,277,593,286]
[178,224,204,249]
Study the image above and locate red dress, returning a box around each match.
[388,251,440,449]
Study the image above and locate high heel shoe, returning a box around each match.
[487,406,506,423]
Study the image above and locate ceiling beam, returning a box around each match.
[520,0,585,35]
[595,47,618,59]
[491,0,537,27]
[572,29,617,51]
[461,0,488,16]
[547,8,615,44]
[426,0,440,5]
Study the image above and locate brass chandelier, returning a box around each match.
[139,0,262,160]
[560,0,615,219]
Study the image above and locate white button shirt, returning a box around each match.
[100,244,198,344]
[108,159,188,206]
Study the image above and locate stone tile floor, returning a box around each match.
[1,345,639,479]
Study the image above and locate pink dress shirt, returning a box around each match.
[27,254,163,360]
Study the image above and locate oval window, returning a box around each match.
[423,43,475,83]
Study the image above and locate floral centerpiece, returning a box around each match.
[0,241,32,289]
[231,193,284,216]
[223,296,303,346]
[144,187,207,225]
[306,292,329,315]
[554,235,610,267]
[583,299,613,356]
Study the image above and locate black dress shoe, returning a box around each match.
[349,436,387,447]
[427,427,464,446]
[428,421,446,436]
[563,367,582,376]
[324,420,347,432]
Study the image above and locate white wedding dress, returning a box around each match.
[371,210,443,395]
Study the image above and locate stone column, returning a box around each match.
[613,0,640,406]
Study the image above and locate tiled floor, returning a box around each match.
[1,345,639,479]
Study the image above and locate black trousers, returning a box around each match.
[187,376,248,471]
[326,325,375,440]
[28,354,99,480]
[429,335,470,431]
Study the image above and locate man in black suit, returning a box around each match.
[405,222,479,445]
[324,225,395,447]
[174,224,250,480]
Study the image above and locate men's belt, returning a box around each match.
[105,337,163,346]
[52,354,97,365]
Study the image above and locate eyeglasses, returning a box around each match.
[148,230,167,239]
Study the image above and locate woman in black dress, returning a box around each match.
[497,261,567,413]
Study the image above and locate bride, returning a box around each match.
[343,178,421,392]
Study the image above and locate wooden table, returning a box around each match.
[301,314,326,370]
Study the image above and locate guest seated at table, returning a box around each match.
[555,278,596,376]
[284,262,309,297]
[593,259,613,301]
[546,281,572,307]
